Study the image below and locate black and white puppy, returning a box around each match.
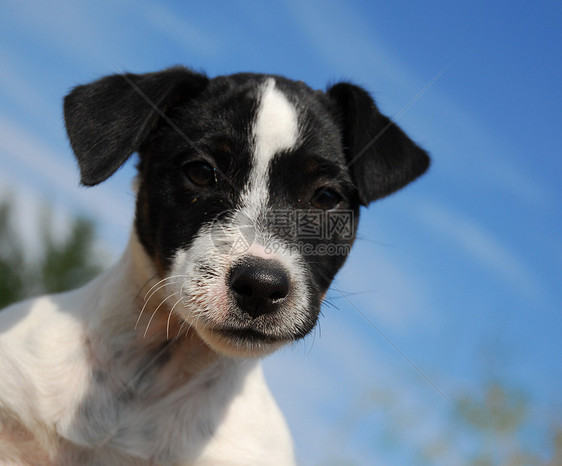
[0,67,429,465]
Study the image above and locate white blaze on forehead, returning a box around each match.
[240,78,300,220]
[167,80,311,337]
[253,78,299,169]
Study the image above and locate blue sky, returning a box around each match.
[1,1,561,463]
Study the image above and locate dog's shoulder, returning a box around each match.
[0,290,92,463]
[0,286,92,368]
[1,290,79,336]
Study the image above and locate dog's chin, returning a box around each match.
[196,325,289,358]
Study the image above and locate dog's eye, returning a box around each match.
[183,161,216,187]
[311,187,342,210]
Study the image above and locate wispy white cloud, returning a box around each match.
[0,114,134,252]
[285,0,416,91]
[0,49,59,132]
[0,114,77,188]
[420,90,550,208]
[413,198,544,300]
[3,0,129,71]
[335,252,434,332]
[137,3,222,57]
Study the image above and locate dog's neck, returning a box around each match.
[83,231,228,396]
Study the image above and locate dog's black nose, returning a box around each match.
[229,257,290,319]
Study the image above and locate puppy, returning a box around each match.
[0,67,429,465]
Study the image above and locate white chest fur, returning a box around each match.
[0,236,294,465]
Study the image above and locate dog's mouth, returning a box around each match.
[196,324,291,358]
[215,327,284,344]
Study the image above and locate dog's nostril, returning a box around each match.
[230,257,290,318]
[232,283,253,298]
[269,290,286,301]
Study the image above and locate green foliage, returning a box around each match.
[0,200,28,308]
[448,381,540,465]
[454,382,527,435]
[40,216,101,294]
[323,374,561,465]
[0,197,103,309]
[391,378,560,465]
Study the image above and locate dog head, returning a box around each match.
[64,67,429,357]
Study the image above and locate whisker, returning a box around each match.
[166,296,185,340]
[135,276,186,330]
[167,281,189,340]
[144,275,187,301]
[143,292,179,338]
[322,299,339,311]
[136,273,160,303]
[188,309,205,338]
[175,318,191,340]
[328,289,378,299]
[305,321,320,356]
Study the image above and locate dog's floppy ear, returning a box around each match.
[64,67,209,186]
[327,82,430,205]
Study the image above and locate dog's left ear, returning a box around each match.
[64,67,209,186]
[327,82,430,205]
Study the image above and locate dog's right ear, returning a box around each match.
[64,67,209,186]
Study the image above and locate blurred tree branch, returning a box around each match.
[0,197,103,309]
[321,368,561,464]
